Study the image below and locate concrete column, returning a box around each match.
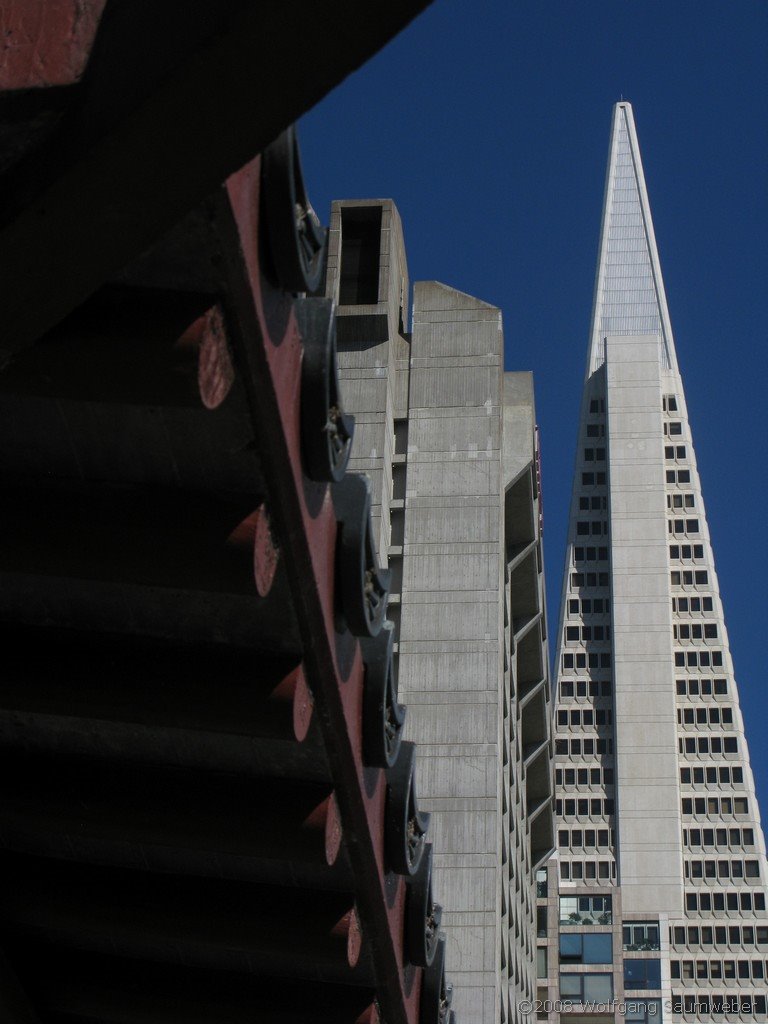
[605,333,684,916]
[400,281,504,1024]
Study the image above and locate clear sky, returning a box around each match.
[299,2,768,821]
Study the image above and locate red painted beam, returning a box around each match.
[0,1,107,90]
[212,158,421,1024]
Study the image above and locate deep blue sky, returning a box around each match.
[299,2,768,820]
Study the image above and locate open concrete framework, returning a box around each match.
[538,103,768,1023]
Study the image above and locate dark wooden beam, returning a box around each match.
[0,952,40,1024]
[0,0,432,357]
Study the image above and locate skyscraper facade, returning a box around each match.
[538,103,768,1022]
[325,200,555,1024]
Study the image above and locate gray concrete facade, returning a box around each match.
[325,201,554,1024]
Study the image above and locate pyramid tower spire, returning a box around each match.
[587,102,677,376]
[538,104,768,1022]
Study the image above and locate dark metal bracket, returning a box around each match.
[261,125,326,294]
[295,297,354,483]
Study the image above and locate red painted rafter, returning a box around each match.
[214,158,420,1024]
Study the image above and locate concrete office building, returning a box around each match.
[324,200,555,1024]
[538,103,768,1022]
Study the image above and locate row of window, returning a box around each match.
[680,765,743,787]
[684,770,741,790]
[662,394,679,412]
[672,924,768,947]
[684,827,755,849]
[560,859,616,881]
[557,708,614,727]
[556,766,614,788]
[579,494,607,510]
[672,568,708,586]
[686,859,761,881]
[682,795,749,817]
[558,827,615,849]
[624,959,662,990]
[583,447,606,462]
[665,444,687,460]
[678,735,739,755]
[562,652,612,670]
[668,517,700,535]
[670,543,704,560]
[581,470,606,486]
[559,990,671,1024]
[568,597,609,615]
[565,625,611,642]
[667,491,695,509]
[674,622,718,641]
[667,467,692,484]
[556,797,615,818]
[675,649,724,668]
[663,420,683,436]
[677,706,733,726]
[685,889,765,913]
[560,931,611,963]
[671,994,767,1016]
[624,922,661,951]
[555,738,614,756]
[672,595,714,613]
[573,545,609,562]
[571,570,610,588]
[576,519,609,536]
[560,974,613,1002]
[676,677,727,696]
[585,423,605,438]
[559,895,612,924]
[560,679,613,698]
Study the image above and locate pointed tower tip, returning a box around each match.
[613,99,633,121]
[585,102,677,377]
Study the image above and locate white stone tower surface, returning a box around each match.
[324,200,555,1024]
[537,102,768,1023]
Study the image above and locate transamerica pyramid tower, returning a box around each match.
[536,102,768,1021]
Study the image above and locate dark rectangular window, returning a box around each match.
[339,207,382,304]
